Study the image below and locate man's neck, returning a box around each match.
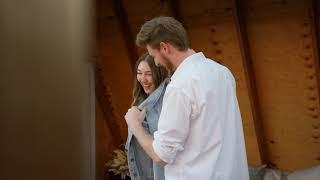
[172,48,196,71]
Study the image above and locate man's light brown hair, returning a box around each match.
[136,16,190,51]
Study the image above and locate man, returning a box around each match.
[125,16,249,180]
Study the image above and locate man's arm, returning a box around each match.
[125,107,167,166]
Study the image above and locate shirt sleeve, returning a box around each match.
[152,86,192,164]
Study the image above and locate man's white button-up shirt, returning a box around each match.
[152,52,249,180]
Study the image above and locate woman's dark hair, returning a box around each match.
[132,53,168,106]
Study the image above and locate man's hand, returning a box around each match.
[124,106,146,131]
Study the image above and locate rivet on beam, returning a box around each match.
[305,64,314,68]
[309,96,317,101]
[308,75,315,80]
[212,41,219,45]
[308,107,316,111]
[216,50,222,54]
[312,124,320,129]
[304,56,311,61]
[302,34,310,38]
[308,85,316,90]
[312,134,319,139]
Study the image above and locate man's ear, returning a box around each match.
[159,42,168,53]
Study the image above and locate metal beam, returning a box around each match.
[232,0,269,165]
[96,0,124,145]
[112,0,138,71]
[311,0,320,122]
[168,0,184,24]
[94,63,123,146]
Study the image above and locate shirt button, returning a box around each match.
[130,158,134,162]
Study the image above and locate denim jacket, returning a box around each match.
[126,78,169,180]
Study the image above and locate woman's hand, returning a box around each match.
[124,106,146,131]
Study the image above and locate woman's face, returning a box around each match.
[137,61,155,95]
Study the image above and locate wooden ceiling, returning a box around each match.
[96,0,320,172]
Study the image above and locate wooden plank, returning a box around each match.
[232,0,269,165]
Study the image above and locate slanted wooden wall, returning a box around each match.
[96,0,320,179]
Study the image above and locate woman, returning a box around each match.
[126,53,169,180]
[131,53,168,106]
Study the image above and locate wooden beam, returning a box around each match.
[311,0,320,116]
[232,0,269,165]
[112,0,138,71]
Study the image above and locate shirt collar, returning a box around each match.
[170,52,205,81]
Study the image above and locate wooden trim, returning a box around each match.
[112,0,138,71]
[232,0,269,164]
